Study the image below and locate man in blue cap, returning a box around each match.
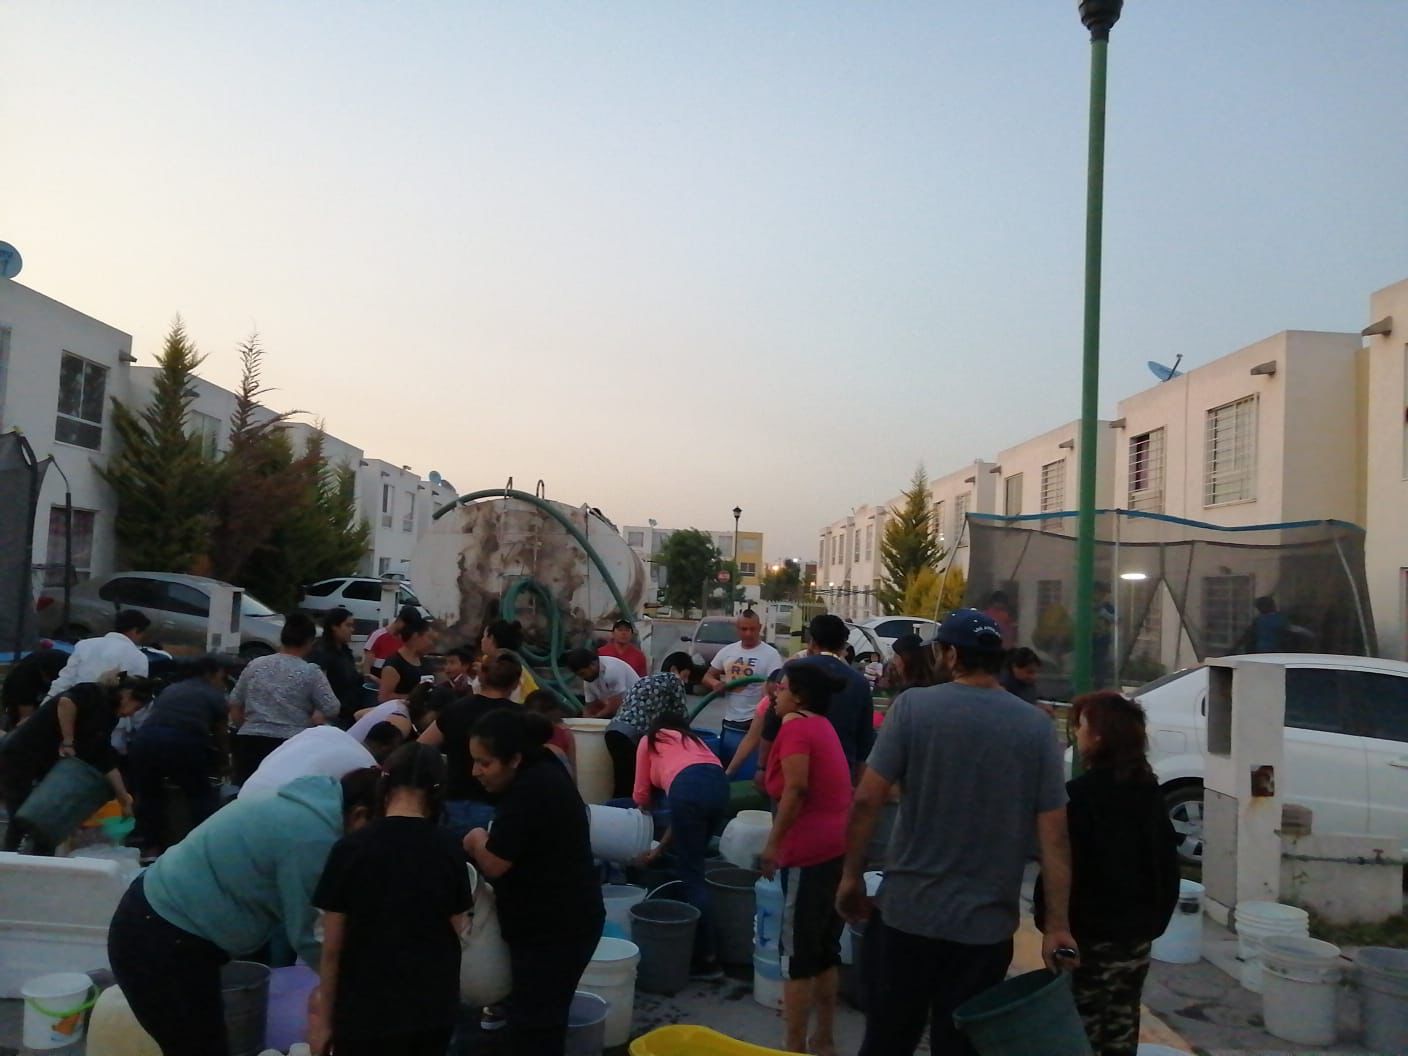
[836,608,1076,1056]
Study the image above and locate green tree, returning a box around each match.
[98,318,219,572]
[654,528,721,611]
[900,564,967,621]
[761,558,803,601]
[876,466,943,613]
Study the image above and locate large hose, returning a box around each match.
[433,488,639,713]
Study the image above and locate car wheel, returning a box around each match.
[1164,781,1205,866]
[238,642,275,660]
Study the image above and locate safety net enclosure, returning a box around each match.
[961,510,1377,696]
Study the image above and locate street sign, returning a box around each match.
[716,570,731,583]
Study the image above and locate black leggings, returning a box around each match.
[604,729,637,799]
[332,1027,453,1056]
[506,926,603,1056]
[108,876,230,1056]
[232,733,285,786]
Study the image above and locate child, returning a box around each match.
[312,743,472,1056]
[523,688,576,774]
[440,646,478,695]
[1035,692,1180,1056]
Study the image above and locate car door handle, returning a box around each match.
[1389,758,1408,770]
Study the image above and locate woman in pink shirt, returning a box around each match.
[760,661,852,1056]
[634,712,730,977]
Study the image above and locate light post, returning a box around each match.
[731,505,742,614]
[1072,0,1123,695]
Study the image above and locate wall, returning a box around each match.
[928,460,998,575]
[1363,279,1408,659]
[994,419,1113,525]
[358,459,430,578]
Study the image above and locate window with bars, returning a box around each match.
[932,501,946,544]
[739,562,757,577]
[1128,428,1166,512]
[865,523,874,560]
[55,353,107,449]
[853,528,861,562]
[1004,473,1023,516]
[954,493,970,544]
[1204,396,1258,505]
[1040,460,1066,512]
[1202,574,1253,656]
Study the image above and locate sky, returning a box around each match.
[5,2,1406,561]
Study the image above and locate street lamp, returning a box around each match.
[731,506,742,613]
[1072,0,1123,695]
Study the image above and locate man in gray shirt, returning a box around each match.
[836,609,1076,1056]
[229,613,341,785]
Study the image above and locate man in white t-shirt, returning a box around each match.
[705,610,783,731]
[562,648,640,718]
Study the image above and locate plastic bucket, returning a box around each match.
[1260,935,1341,1046]
[1234,901,1308,993]
[263,963,318,1052]
[718,810,771,869]
[630,899,700,996]
[21,972,96,1050]
[953,969,1093,1056]
[588,805,654,863]
[221,960,271,1056]
[15,758,113,847]
[1357,947,1408,1055]
[706,866,760,966]
[753,949,783,1010]
[564,990,609,1056]
[719,725,757,780]
[1151,879,1205,964]
[578,937,640,1049]
[754,875,783,954]
[566,718,614,804]
[602,883,648,935]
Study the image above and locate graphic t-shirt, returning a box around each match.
[711,641,783,724]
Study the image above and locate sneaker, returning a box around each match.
[689,959,724,981]
[479,1004,507,1032]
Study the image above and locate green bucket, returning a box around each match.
[15,757,113,847]
[953,969,1092,1056]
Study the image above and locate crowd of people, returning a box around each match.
[0,599,1182,1056]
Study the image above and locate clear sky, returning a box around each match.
[5,2,1405,560]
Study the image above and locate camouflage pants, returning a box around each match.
[1071,939,1152,1056]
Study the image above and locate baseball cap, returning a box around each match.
[890,633,925,656]
[934,608,1004,651]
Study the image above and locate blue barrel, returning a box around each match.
[718,726,757,780]
[953,970,1092,1056]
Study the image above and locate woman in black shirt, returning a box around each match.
[464,708,604,1056]
[309,608,363,728]
[378,616,434,703]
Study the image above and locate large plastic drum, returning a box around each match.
[567,719,614,804]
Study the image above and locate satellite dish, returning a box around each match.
[0,242,22,280]
[1147,354,1184,382]
[427,470,442,485]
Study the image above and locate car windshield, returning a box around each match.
[397,588,422,607]
[697,623,741,645]
[1131,665,1200,697]
[241,594,277,618]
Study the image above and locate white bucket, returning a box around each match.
[565,718,614,804]
[587,805,653,863]
[601,884,647,935]
[1357,946,1408,1055]
[719,810,772,869]
[753,949,783,1010]
[863,870,883,897]
[1260,935,1342,1046]
[1234,901,1308,993]
[22,972,95,1050]
[1151,879,1205,965]
[577,937,640,1049]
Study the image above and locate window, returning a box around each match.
[853,529,861,563]
[1128,428,1166,512]
[1350,672,1408,744]
[190,411,221,458]
[1284,669,1348,734]
[1004,474,1023,516]
[932,501,945,544]
[376,557,391,575]
[1040,460,1066,513]
[342,580,382,602]
[380,484,394,528]
[301,580,340,597]
[43,507,96,588]
[396,587,422,608]
[55,353,107,449]
[627,530,645,548]
[954,494,969,543]
[403,492,415,532]
[739,562,757,577]
[1204,395,1258,505]
[97,576,164,608]
[1201,574,1253,656]
[865,523,874,560]
[876,619,922,639]
[161,582,210,617]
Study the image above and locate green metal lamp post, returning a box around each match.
[1072,0,1123,697]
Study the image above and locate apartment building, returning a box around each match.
[817,504,887,620]
[1362,278,1408,659]
[623,524,766,602]
[993,421,1113,524]
[928,460,999,573]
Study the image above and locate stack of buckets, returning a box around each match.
[753,875,784,1009]
[1233,901,1310,993]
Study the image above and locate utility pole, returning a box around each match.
[731,505,742,614]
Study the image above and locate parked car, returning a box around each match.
[679,616,742,672]
[847,616,941,662]
[1135,653,1408,865]
[297,576,429,637]
[35,572,286,658]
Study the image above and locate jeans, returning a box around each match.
[441,799,496,844]
[108,876,231,1056]
[859,911,1013,1056]
[506,926,603,1056]
[127,726,218,852]
[667,763,731,961]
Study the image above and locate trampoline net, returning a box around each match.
[0,432,47,656]
[963,510,1377,695]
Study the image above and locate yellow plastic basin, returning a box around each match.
[629,1025,794,1056]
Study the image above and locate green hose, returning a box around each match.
[433,488,639,714]
[687,675,768,723]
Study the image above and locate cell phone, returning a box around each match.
[1054,946,1079,962]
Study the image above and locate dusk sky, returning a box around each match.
[5,2,1405,559]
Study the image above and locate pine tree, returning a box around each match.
[900,564,967,621]
[98,318,218,571]
[876,466,943,613]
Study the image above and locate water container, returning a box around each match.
[753,875,783,955]
[460,864,512,1007]
[629,899,700,996]
[719,726,757,780]
[602,883,647,935]
[587,805,653,862]
[21,972,96,1050]
[706,866,760,966]
[263,964,318,1052]
[566,718,614,804]
[577,937,640,1048]
[718,810,771,869]
[1151,879,1204,964]
[753,949,783,1010]
[1259,935,1342,1046]
[221,961,270,1056]
[690,728,723,759]
[953,969,1093,1056]
[1357,947,1408,1055]
[87,984,161,1055]
[15,758,113,848]
[1233,901,1308,993]
[564,990,609,1056]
